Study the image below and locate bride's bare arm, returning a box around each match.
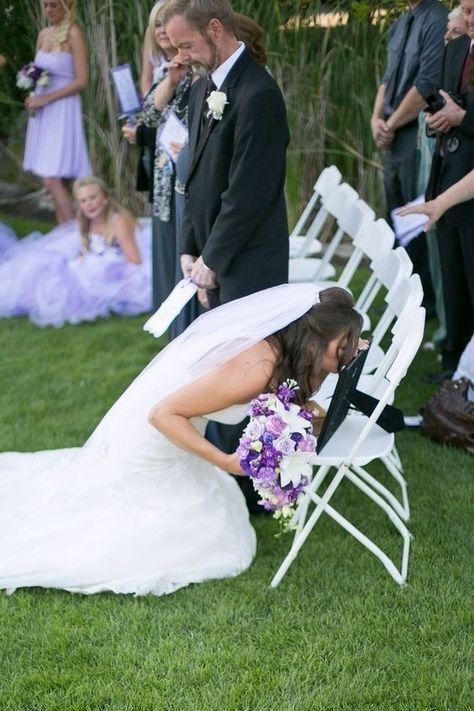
[148,341,276,475]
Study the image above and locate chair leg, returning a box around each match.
[289,464,331,532]
[343,469,412,582]
[271,465,412,589]
[350,463,409,523]
[307,491,409,585]
[271,466,347,588]
[379,455,410,520]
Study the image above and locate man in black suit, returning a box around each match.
[162,0,290,309]
[426,0,474,374]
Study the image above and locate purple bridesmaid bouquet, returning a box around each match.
[16,62,49,93]
[238,380,317,530]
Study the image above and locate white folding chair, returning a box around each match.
[289,165,342,259]
[308,212,394,322]
[361,248,414,373]
[289,183,359,283]
[311,276,424,523]
[271,308,426,588]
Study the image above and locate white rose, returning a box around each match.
[17,74,34,90]
[206,90,228,120]
[37,72,49,87]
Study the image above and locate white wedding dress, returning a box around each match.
[0,401,255,596]
[0,283,320,596]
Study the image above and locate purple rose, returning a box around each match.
[298,434,317,452]
[245,419,264,441]
[274,436,296,456]
[262,431,276,445]
[265,415,287,437]
[256,467,277,483]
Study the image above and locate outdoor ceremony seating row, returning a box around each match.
[272,166,426,588]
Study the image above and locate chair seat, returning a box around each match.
[315,415,394,466]
[289,236,322,258]
[289,259,336,282]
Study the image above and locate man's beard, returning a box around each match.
[190,32,219,72]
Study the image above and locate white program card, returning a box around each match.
[158,110,189,162]
[391,195,429,247]
[143,279,198,337]
[110,64,141,115]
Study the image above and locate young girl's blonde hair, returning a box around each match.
[73,176,136,252]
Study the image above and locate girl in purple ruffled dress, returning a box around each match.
[23,0,91,224]
[0,177,152,327]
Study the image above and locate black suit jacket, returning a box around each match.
[181,49,290,305]
[427,35,474,226]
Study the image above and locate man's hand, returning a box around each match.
[190,256,217,289]
[426,90,466,134]
[371,117,394,149]
[197,288,210,309]
[180,253,196,278]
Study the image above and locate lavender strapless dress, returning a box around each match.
[0,222,16,257]
[23,50,92,179]
[0,220,152,327]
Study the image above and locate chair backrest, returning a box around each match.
[372,273,423,349]
[290,166,342,254]
[335,200,376,289]
[337,199,375,239]
[371,295,424,389]
[314,165,342,198]
[355,246,410,326]
[323,183,359,220]
[348,307,426,460]
[353,218,395,262]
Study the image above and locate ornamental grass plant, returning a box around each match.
[1,1,418,221]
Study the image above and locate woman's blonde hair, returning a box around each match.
[73,176,136,252]
[44,0,76,49]
[147,1,168,59]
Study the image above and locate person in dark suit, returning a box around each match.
[161,0,290,310]
[425,2,474,375]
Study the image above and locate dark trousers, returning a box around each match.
[151,210,177,312]
[384,145,436,314]
[436,219,474,370]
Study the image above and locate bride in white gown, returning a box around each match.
[0,285,362,596]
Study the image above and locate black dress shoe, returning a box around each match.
[422,369,454,385]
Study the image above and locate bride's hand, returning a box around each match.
[396,199,442,231]
[226,452,245,476]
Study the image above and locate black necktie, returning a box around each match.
[461,44,474,90]
[200,76,216,134]
[385,12,415,112]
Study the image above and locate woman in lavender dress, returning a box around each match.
[0,177,151,327]
[23,0,91,224]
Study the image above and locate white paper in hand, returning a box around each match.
[143,279,197,338]
[391,195,428,247]
[158,110,189,163]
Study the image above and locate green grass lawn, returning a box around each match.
[0,215,472,710]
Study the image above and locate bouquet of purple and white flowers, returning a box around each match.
[238,379,317,529]
[16,62,49,93]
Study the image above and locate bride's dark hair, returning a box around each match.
[265,286,363,404]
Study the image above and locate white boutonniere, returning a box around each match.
[206,90,228,121]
